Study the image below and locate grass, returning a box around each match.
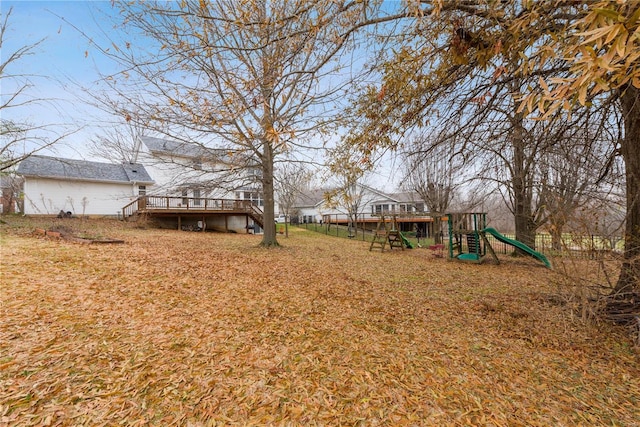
[1,217,639,426]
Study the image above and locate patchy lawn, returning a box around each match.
[1,218,638,426]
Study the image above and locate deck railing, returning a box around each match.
[122,195,263,225]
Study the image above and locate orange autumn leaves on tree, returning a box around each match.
[519,2,640,116]
[341,1,640,295]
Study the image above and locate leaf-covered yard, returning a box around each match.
[1,218,638,426]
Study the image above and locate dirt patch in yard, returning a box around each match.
[33,226,124,244]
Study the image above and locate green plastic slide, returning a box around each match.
[398,232,414,249]
[483,227,551,268]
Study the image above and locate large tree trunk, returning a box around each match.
[432,212,443,244]
[512,113,537,250]
[258,42,279,248]
[549,223,564,252]
[260,139,279,247]
[613,86,640,295]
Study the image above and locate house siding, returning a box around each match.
[23,178,138,216]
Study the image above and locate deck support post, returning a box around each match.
[178,216,181,231]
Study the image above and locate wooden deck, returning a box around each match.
[122,196,264,230]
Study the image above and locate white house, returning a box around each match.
[292,185,441,237]
[136,136,265,208]
[293,184,427,224]
[292,189,329,224]
[17,155,154,217]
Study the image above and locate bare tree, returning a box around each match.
[330,180,368,238]
[88,110,149,163]
[90,0,373,247]
[400,133,465,243]
[0,7,69,171]
[325,140,377,238]
[275,162,311,237]
[537,122,619,251]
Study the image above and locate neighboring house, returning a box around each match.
[17,155,154,217]
[293,184,434,232]
[384,191,426,215]
[292,188,328,224]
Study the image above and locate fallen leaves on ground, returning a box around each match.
[0,218,638,426]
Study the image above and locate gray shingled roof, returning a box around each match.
[17,155,154,184]
[141,136,249,165]
[293,189,328,208]
[141,136,213,159]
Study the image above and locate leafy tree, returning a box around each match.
[519,2,640,296]
[95,0,373,246]
[346,1,639,297]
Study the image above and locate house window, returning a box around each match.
[415,203,425,213]
[138,185,146,196]
[193,158,202,170]
[399,204,415,213]
[182,189,188,205]
[193,189,201,206]
[244,191,263,207]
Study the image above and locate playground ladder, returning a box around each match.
[387,230,405,250]
[369,216,389,251]
[369,215,406,252]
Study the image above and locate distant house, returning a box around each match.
[17,155,154,217]
[293,185,427,223]
[292,189,328,224]
[292,185,437,234]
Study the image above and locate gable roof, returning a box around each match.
[140,136,208,158]
[140,135,258,167]
[387,191,425,204]
[358,184,402,203]
[17,155,154,185]
[294,188,328,208]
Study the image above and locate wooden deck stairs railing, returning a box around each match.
[246,204,264,228]
[122,195,264,228]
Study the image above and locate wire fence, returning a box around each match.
[295,221,624,259]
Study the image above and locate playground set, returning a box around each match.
[369,214,414,252]
[370,212,551,268]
